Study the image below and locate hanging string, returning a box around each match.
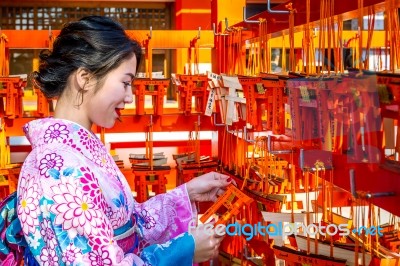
[361,199,366,265]
[304,0,311,75]
[281,32,287,72]
[358,0,364,71]
[236,28,245,75]
[337,15,344,73]
[371,204,379,257]
[305,0,317,75]
[187,42,192,75]
[0,121,10,168]
[330,0,337,73]
[246,40,259,76]
[241,131,247,178]
[327,0,332,74]
[258,21,264,73]
[263,20,270,73]
[227,31,234,75]
[286,3,296,72]
[365,6,375,70]
[193,38,199,75]
[367,201,372,256]
[263,137,269,194]
[0,33,9,76]
[246,41,252,76]
[227,31,233,75]
[318,0,325,74]
[304,168,310,253]
[385,0,400,72]
[254,33,260,76]
[329,169,334,256]
[352,28,359,69]
[258,19,269,73]
[231,29,240,75]
[222,34,227,74]
[303,29,308,75]
[354,199,360,266]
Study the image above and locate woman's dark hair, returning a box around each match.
[33,16,142,98]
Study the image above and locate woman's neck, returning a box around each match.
[54,95,92,131]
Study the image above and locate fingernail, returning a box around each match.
[227,177,232,182]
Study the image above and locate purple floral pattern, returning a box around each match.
[39,153,63,178]
[40,247,60,266]
[92,147,114,170]
[110,208,126,228]
[141,210,156,229]
[40,219,57,250]
[88,247,112,266]
[62,243,82,265]
[44,123,69,143]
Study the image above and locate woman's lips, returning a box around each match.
[115,108,123,121]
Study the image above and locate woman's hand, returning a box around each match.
[190,222,225,263]
[186,171,234,202]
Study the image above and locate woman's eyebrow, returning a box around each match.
[125,73,135,79]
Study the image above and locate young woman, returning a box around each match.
[17,16,231,265]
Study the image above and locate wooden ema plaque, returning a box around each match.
[200,184,253,225]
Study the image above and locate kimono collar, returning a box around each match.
[23,117,100,151]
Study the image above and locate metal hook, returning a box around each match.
[224,126,255,143]
[225,18,233,32]
[243,127,256,143]
[212,113,225,127]
[225,125,237,135]
[266,0,290,14]
[350,169,395,199]
[212,23,218,36]
[243,7,260,24]
[212,23,228,36]
[243,244,263,262]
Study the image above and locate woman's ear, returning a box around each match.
[75,67,92,91]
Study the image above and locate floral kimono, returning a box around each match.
[16,118,197,265]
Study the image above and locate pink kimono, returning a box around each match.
[17,118,197,265]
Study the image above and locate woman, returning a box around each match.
[17,16,231,265]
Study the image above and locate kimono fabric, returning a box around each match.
[15,117,198,265]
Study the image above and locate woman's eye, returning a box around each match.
[123,81,132,88]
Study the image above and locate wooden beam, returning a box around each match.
[2,30,214,49]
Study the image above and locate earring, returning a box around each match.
[74,88,85,108]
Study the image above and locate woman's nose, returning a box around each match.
[125,87,134,103]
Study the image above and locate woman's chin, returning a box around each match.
[99,120,116,129]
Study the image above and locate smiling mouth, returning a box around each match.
[115,108,124,117]
[115,108,123,122]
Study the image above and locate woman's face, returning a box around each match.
[85,55,136,128]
